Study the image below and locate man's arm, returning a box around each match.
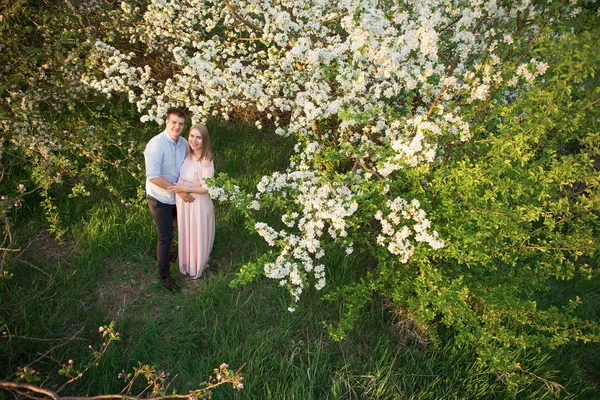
[148,177,173,189]
[145,140,194,203]
[149,177,194,202]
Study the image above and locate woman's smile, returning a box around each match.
[189,129,203,150]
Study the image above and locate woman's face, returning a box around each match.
[189,128,203,152]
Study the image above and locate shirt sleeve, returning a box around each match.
[201,160,215,188]
[144,138,163,180]
[206,160,215,178]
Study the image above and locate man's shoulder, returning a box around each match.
[149,131,167,143]
[145,132,167,149]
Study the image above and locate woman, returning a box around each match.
[168,124,215,279]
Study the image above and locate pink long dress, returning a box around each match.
[176,156,215,279]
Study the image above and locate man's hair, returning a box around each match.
[165,107,187,120]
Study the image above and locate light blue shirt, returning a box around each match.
[144,130,188,204]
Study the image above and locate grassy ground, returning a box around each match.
[1,120,599,399]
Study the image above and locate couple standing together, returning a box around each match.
[144,108,215,291]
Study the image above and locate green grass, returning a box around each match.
[1,121,599,399]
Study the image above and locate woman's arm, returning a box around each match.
[168,183,208,194]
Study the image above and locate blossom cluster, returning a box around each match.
[213,362,244,391]
[375,198,444,263]
[254,170,358,302]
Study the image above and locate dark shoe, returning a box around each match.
[159,277,174,291]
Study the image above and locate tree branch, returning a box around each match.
[514,28,542,67]
[426,58,459,119]
[0,381,202,400]
[222,0,263,33]
[426,85,447,119]
[0,382,59,399]
[224,37,264,45]
[4,327,84,382]
[583,97,600,110]
[439,15,462,34]
[321,12,348,24]
[503,245,591,252]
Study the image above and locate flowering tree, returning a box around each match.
[84,0,558,299]
[3,0,599,379]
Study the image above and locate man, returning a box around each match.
[144,108,194,291]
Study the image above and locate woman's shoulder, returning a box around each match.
[200,158,214,168]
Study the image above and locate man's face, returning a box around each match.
[166,114,186,140]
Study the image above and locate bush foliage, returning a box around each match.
[1,0,599,392]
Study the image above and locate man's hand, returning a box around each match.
[168,183,189,193]
[149,177,174,190]
[177,192,194,203]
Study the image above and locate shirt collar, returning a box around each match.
[161,130,180,146]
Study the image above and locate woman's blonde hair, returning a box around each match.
[188,124,214,162]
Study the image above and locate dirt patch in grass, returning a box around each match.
[94,259,154,320]
[93,258,197,322]
[383,299,431,349]
[17,229,78,263]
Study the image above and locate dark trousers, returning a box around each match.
[147,196,176,279]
